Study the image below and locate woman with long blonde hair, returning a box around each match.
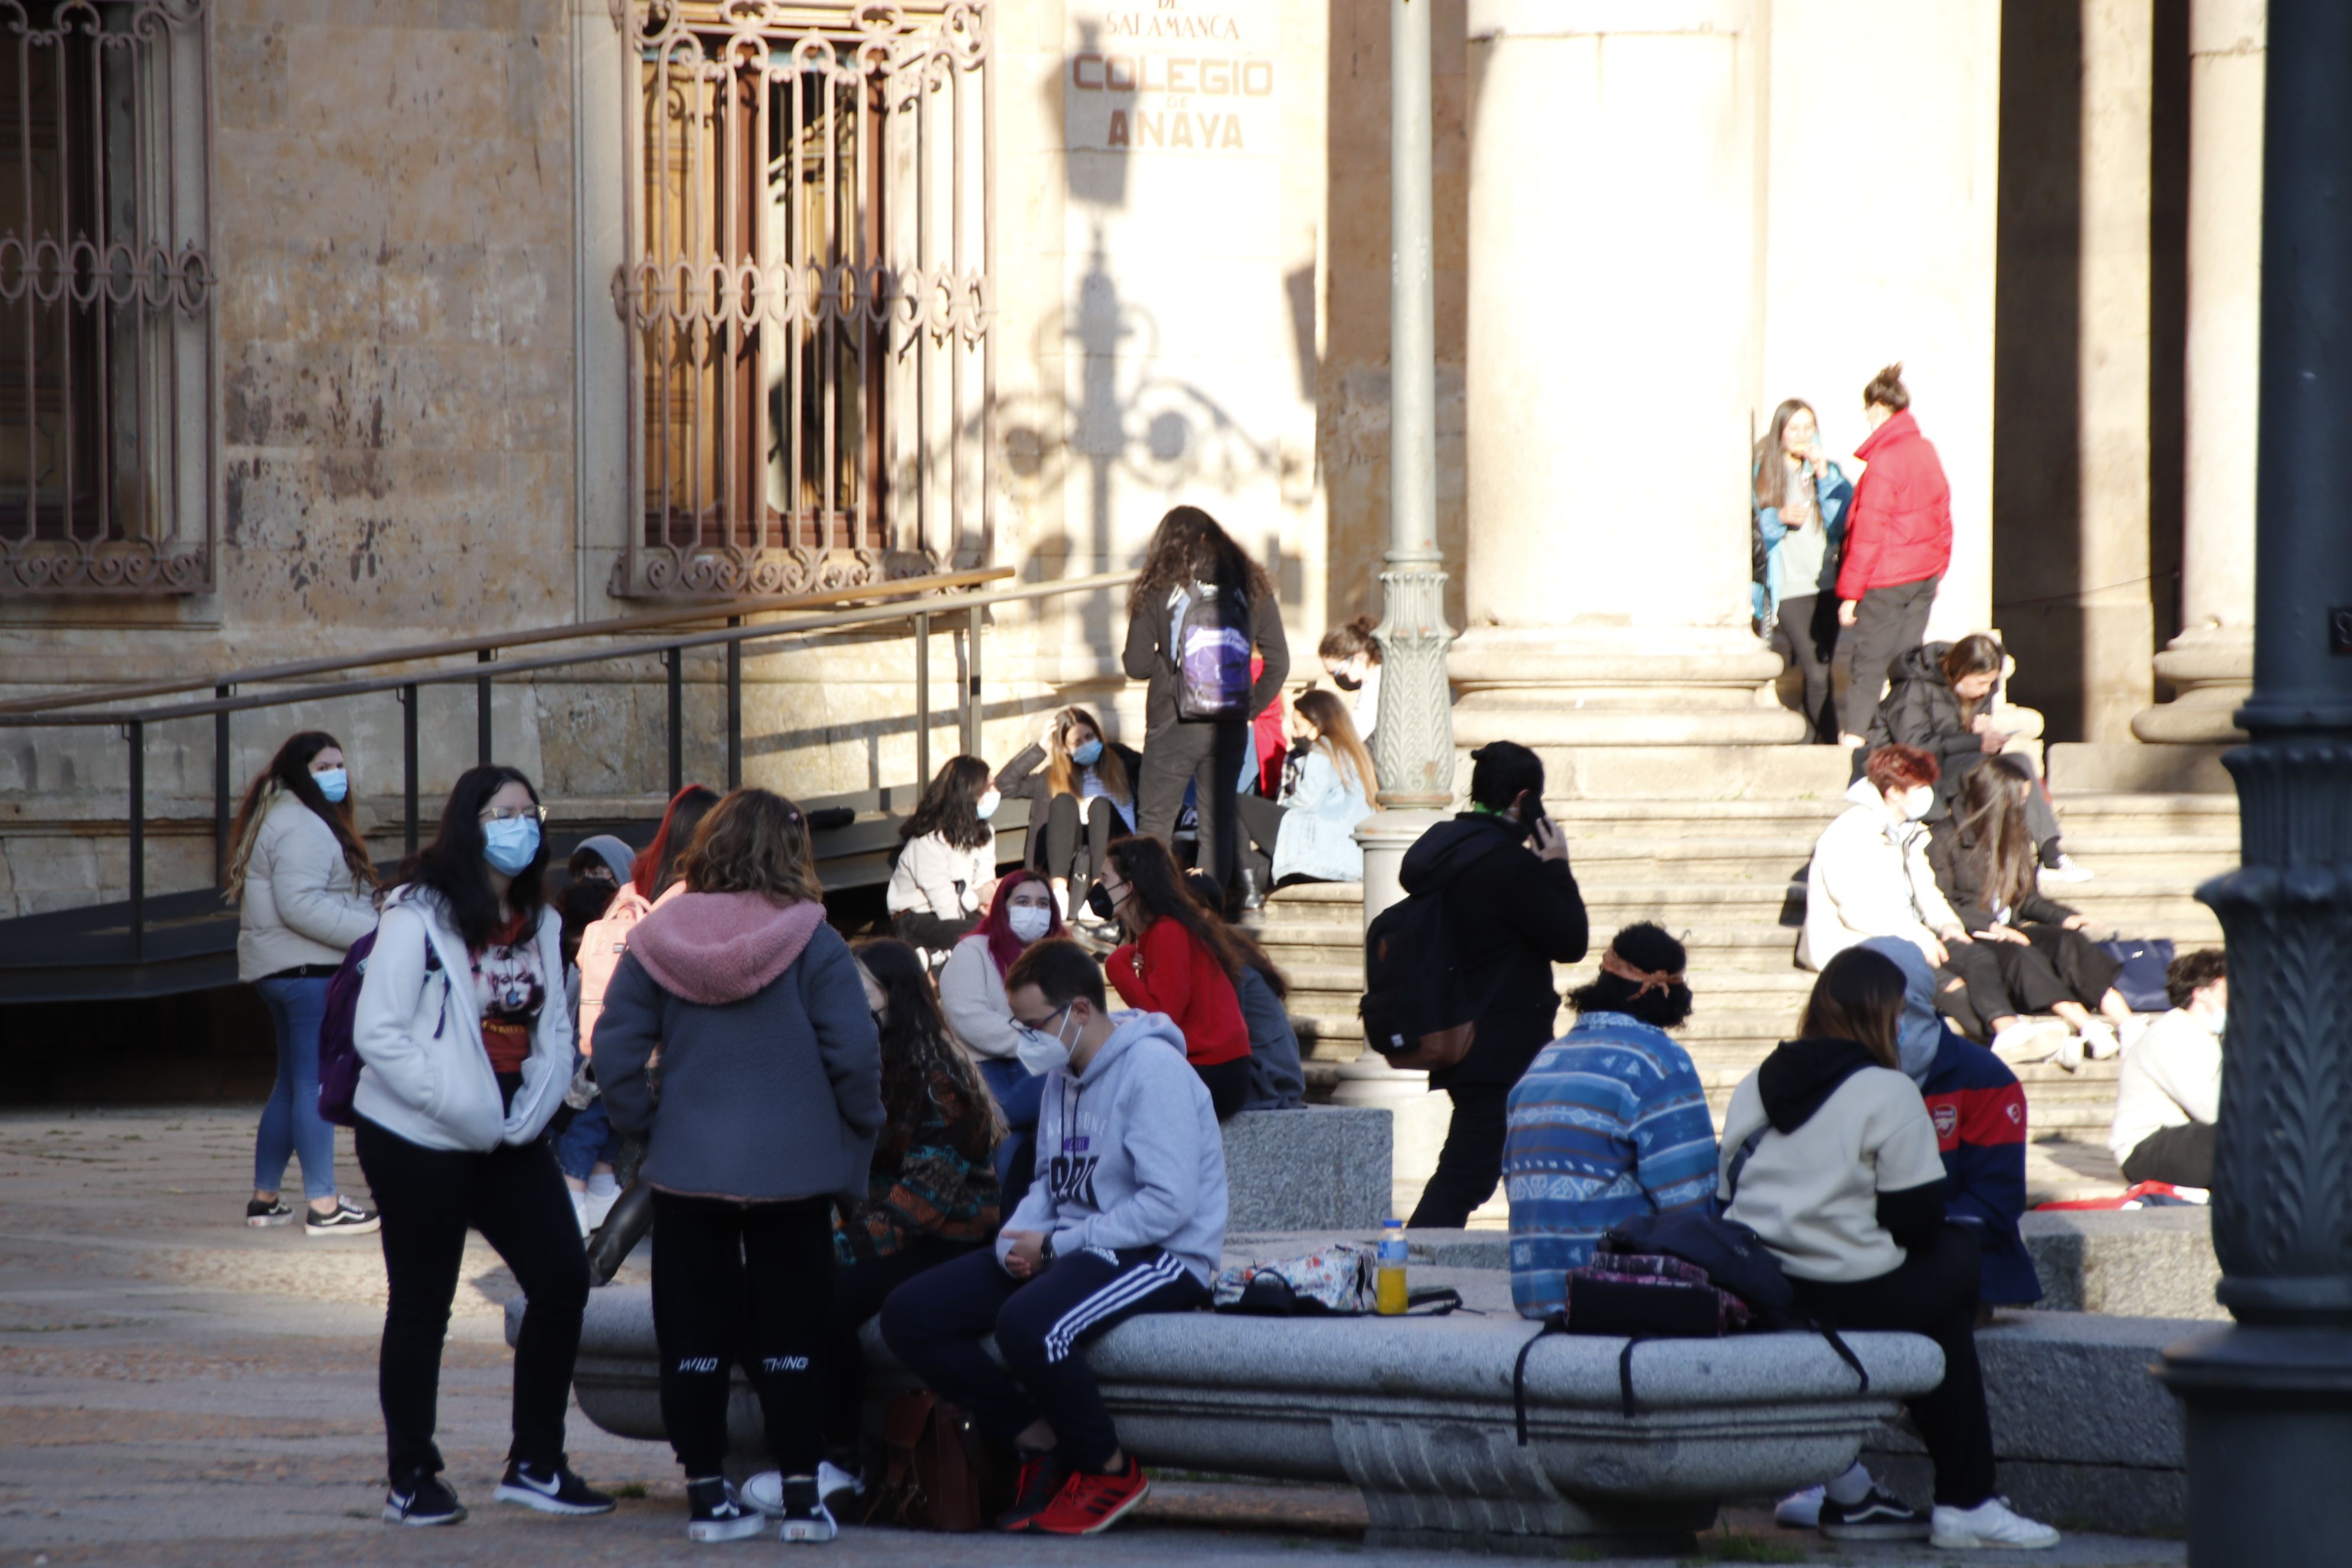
[994,705,1142,919]
[228,729,381,1235]
[1231,688,1379,900]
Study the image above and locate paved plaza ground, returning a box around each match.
[0,1108,2183,1567]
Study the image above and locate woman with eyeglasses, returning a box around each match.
[1093,835,1254,1119]
[227,729,382,1236]
[350,765,612,1528]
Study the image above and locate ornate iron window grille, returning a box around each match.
[616,0,994,600]
[0,0,215,595]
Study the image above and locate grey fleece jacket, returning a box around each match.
[996,1010,1229,1285]
[596,891,884,1204]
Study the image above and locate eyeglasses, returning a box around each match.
[478,804,546,824]
[1012,1002,1072,1039]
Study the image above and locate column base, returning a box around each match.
[2132,625,2252,743]
[2159,1323,2352,1563]
[1449,626,1808,748]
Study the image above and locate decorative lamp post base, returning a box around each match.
[2160,1325,2352,1562]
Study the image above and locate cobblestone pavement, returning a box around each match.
[0,1108,2182,1568]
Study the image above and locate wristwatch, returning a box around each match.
[1040,1232,1057,1264]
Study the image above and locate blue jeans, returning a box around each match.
[552,1097,622,1181]
[254,974,338,1201]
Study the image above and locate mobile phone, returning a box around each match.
[1516,788,1550,843]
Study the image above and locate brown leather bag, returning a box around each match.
[858,1392,1011,1532]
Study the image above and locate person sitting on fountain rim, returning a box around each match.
[2107,949,2226,1191]
[1501,923,1717,1320]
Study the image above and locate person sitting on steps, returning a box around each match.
[887,756,1002,956]
[2108,949,2226,1191]
[994,707,1139,925]
[879,937,1227,1537]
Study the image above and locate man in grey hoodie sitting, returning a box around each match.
[879,937,1228,1537]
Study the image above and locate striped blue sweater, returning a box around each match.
[1502,1012,1720,1319]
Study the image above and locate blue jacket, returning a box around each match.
[1749,458,1854,621]
[1270,748,1373,883]
[1919,1025,2042,1306]
[1502,1012,1720,1319]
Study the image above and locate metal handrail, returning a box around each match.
[0,564,1015,717]
[5,568,1137,963]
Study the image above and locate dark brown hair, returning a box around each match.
[1293,688,1379,808]
[681,788,824,906]
[1183,870,1289,999]
[2165,949,2227,1010]
[856,936,1004,1148]
[899,755,994,851]
[400,765,547,952]
[1128,503,1273,616]
[1800,947,1908,1068]
[1864,743,1940,793]
[1939,635,2004,711]
[1317,615,1381,665]
[1952,753,2040,917]
[1752,397,1818,511]
[1005,936,1108,1012]
[226,730,377,902]
[1863,362,1910,413]
[1104,834,1253,988]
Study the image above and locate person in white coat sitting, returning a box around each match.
[887,755,1001,953]
[1801,743,1971,976]
[227,729,382,1235]
[1231,690,1378,900]
[2108,949,2226,1190]
[351,765,612,1528]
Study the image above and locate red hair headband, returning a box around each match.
[1599,945,1685,999]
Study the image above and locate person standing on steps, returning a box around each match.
[350,765,612,1527]
[1751,398,1855,743]
[1399,741,1590,1230]
[1123,504,1290,904]
[593,788,885,1546]
[228,730,383,1236]
[1835,364,1952,747]
[994,707,1139,922]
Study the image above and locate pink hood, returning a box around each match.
[628,891,827,1005]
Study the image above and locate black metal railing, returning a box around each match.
[0,568,1134,961]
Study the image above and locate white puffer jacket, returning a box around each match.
[236,793,377,981]
[351,887,576,1152]
[1798,778,1962,971]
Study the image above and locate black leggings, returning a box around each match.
[651,1190,834,1478]
[1035,792,1123,908]
[1135,719,1250,893]
[893,910,978,950]
[354,1115,590,1483]
[1790,1225,1994,1510]
[1769,593,1841,744]
[1407,1082,1510,1229]
[2121,1121,2216,1188]
[1193,1056,1250,1122]
[1939,924,2121,1031]
[824,1236,986,1455]
[1231,790,1289,888]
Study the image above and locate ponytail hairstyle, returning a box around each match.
[1952,753,2041,918]
[1292,688,1380,808]
[1041,705,1133,808]
[225,730,376,904]
[1128,503,1273,616]
[1317,615,1382,666]
[632,784,721,899]
[1862,361,1910,413]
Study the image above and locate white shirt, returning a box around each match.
[2108,1007,2223,1163]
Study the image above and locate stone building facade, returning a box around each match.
[0,0,2259,915]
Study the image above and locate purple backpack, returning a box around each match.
[1172,582,1253,721]
[316,918,443,1128]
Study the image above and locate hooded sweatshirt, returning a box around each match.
[1718,1034,1946,1285]
[995,1010,1229,1286]
[1799,778,1961,971]
[595,891,885,1204]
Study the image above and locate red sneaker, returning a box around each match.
[997,1452,1068,1532]
[1030,1461,1151,1536]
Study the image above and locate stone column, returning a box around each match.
[1453,0,1804,759]
[2155,3,2352,1551]
[2133,0,2265,745]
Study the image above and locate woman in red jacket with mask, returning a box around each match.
[1090,834,1253,1121]
[1835,363,1953,746]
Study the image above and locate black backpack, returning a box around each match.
[1360,883,1478,1073]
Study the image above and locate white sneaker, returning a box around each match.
[569,1188,592,1238]
[1991,1020,2069,1066]
[1930,1496,2060,1550]
[1773,1484,1825,1530]
[2076,1020,2120,1061]
[2039,853,2094,884]
[745,1462,862,1518]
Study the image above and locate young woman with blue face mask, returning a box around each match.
[886,754,1002,953]
[994,707,1141,923]
[227,730,382,1236]
[349,764,612,1527]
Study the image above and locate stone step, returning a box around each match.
[2051,791,2242,832]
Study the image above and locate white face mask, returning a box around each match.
[976,788,1002,821]
[1901,785,1936,821]
[1015,1005,1078,1076]
[1007,904,1052,943]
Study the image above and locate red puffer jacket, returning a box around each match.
[1836,410,1952,600]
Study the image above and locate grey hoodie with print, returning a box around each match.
[995,1010,1229,1286]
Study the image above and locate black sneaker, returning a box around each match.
[775,1475,837,1544]
[1820,1485,1930,1541]
[685,1476,764,1544]
[493,1458,616,1515]
[246,1198,293,1227]
[997,1450,1069,1532]
[384,1472,466,1527]
[306,1197,381,1236]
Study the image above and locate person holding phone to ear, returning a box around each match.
[1394,741,1590,1229]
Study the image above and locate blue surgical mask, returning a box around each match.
[1071,739,1104,766]
[312,767,348,804]
[976,788,1002,821]
[482,816,541,875]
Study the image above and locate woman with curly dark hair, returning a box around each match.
[1094,834,1253,1118]
[886,754,1001,951]
[1121,504,1290,899]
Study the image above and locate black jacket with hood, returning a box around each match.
[1395,812,1589,1090]
[1753,1038,1946,1252]
[1865,643,1992,797]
